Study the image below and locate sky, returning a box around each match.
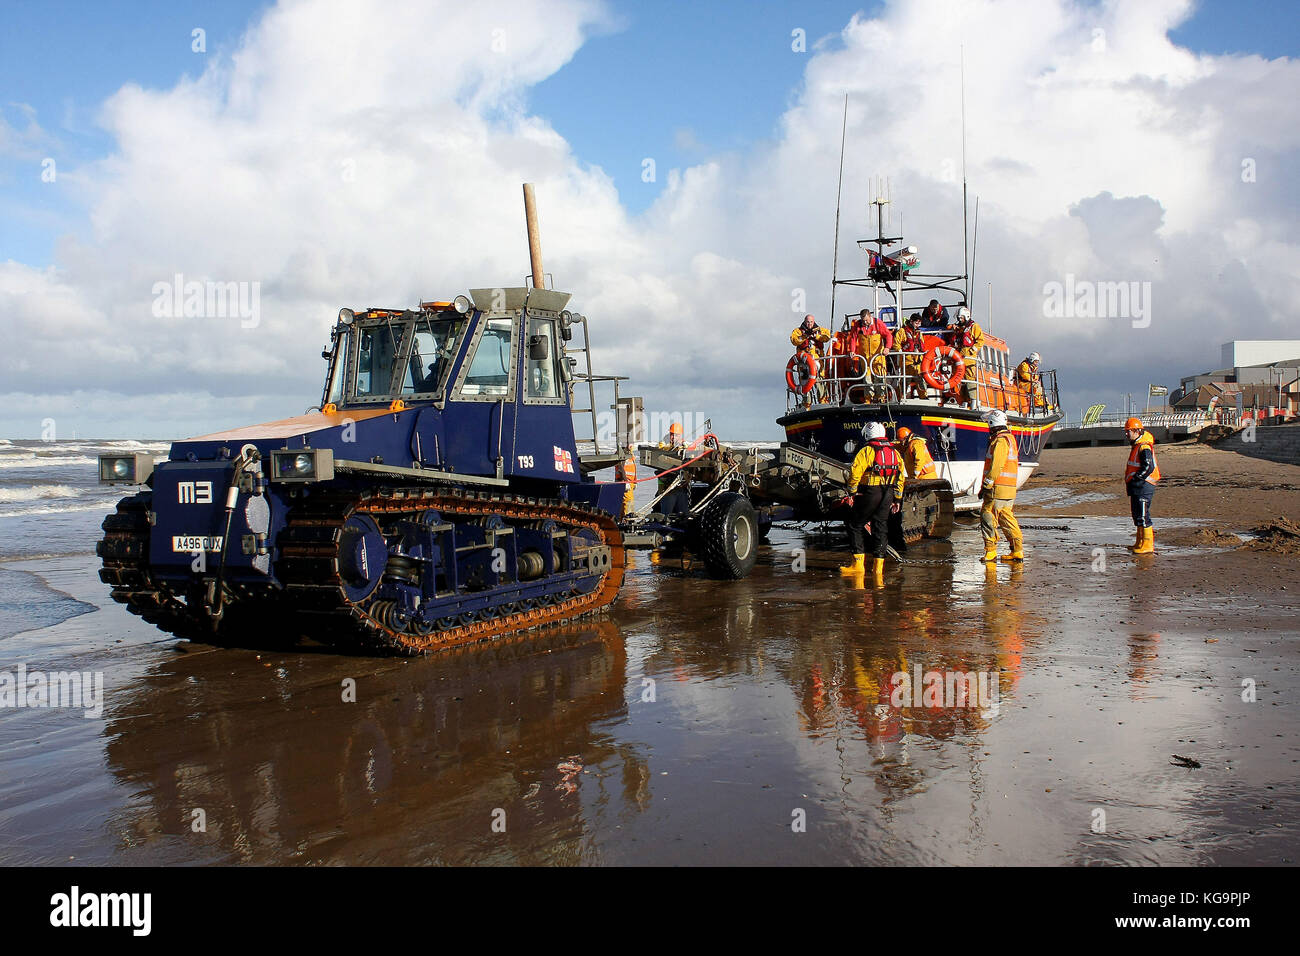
[0,0,1297,439]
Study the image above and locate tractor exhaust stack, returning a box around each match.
[523,182,545,289]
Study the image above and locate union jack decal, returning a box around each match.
[553,445,574,473]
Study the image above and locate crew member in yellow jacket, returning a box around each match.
[895,426,937,480]
[839,422,906,582]
[980,410,1023,562]
[615,452,636,517]
[953,307,984,407]
[1015,352,1045,413]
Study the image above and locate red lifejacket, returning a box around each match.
[867,439,901,480]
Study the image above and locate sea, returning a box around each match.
[0,439,171,639]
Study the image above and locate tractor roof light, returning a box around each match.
[338,308,355,325]
[452,294,472,314]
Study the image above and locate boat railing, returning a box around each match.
[787,347,1060,418]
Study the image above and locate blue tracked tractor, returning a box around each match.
[97,186,640,653]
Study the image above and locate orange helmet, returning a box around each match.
[1124,417,1142,431]
[896,426,913,442]
[668,422,683,437]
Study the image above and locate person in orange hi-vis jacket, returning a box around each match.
[979,409,1023,563]
[1123,417,1161,555]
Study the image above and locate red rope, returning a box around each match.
[622,435,719,484]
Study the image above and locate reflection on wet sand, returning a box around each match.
[627,538,1042,808]
[11,513,1295,866]
[104,621,632,864]
[801,558,1029,756]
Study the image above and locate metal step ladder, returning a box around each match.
[566,314,631,473]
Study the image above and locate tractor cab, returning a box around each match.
[319,290,573,415]
[304,288,590,485]
[320,301,468,410]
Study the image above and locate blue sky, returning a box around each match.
[3,0,1294,267]
[0,0,1297,439]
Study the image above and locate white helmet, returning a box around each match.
[1029,351,1041,364]
[986,410,1007,428]
[957,306,971,322]
[861,422,886,441]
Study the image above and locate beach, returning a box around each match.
[0,438,1297,865]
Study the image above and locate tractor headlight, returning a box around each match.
[269,447,334,483]
[338,308,355,325]
[452,294,472,314]
[98,453,154,484]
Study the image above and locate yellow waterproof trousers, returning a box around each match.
[980,497,1022,550]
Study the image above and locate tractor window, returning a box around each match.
[355,324,401,398]
[461,318,514,396]
[402,317,465,395]
[525,317,562,399]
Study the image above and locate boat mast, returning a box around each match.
[829,95,849,329]
[961,46,970,304]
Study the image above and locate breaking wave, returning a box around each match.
[0,484,84,504]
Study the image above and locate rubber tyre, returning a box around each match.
[697,493,759,579]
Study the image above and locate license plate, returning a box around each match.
[172,535,223,553]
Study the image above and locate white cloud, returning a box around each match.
[3,0,1298,438]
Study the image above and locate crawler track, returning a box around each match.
[98,487,625,654]
[897,480,955,542]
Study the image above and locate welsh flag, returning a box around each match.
[553,445,574,473]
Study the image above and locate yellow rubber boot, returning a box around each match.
[999,536,1024,562]
[981,547,998,562]
[1127,527,1143,552]
[840,553,866,575]
[1133,527,1155,555]
[872,557,885,576]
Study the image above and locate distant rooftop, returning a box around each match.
[1221,340,1300,370]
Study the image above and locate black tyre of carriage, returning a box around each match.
[696,492,759,579]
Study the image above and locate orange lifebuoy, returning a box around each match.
[921,345,965,391]
[786,350,820,394]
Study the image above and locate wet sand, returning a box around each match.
[1,442,1297,866]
